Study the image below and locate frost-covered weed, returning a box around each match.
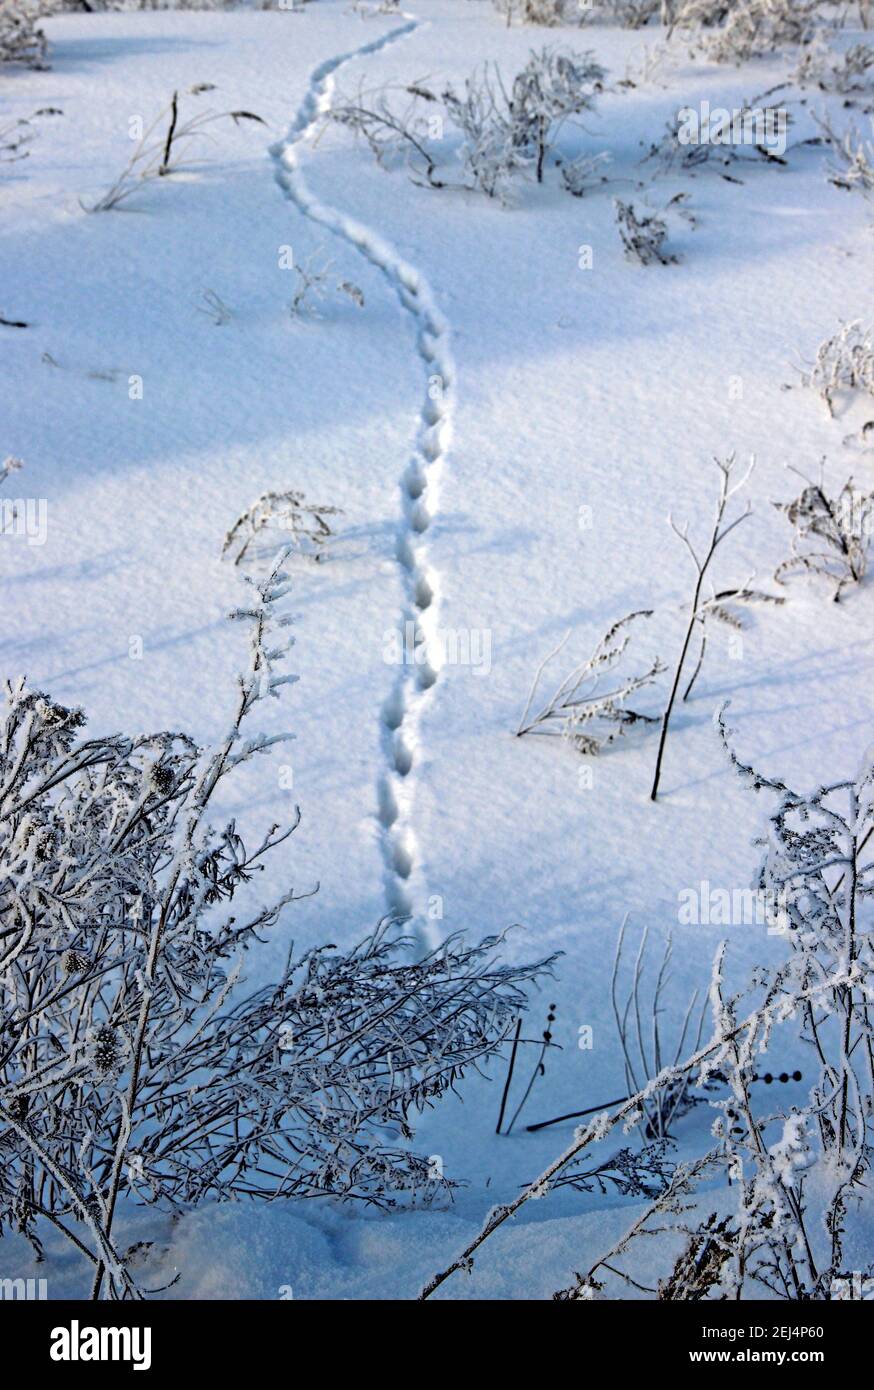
[650,453,783,801]
[614,198,677,263]
[559,148,611,195]
[801,320,874,415]
[774,464,874,601]
[815,113,874,196]
[669,0,821,64]
[610,922,707,1142]
[85,87,266,212]
[330,81,445,187]
[495,0,665,24]
[441,65,533,199]
[592,0,661,25]
[222,489,344,564]
[516,610,664,754]
[492,0,582,28]
[644,103,789,174]
[286,252,366,320]
[334,49,605,201]
[509,47,605,182]
[0,548,552,1296]
[792,36,874,94]
[0,2,48,67]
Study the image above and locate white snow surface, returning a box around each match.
[2,0,873,1299]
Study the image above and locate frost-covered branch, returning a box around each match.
[516,611,664,755]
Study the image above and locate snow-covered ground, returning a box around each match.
[2,0,873,1299]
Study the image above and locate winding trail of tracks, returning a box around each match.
[270,18,454,948]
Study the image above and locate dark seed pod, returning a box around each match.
[91,1025,121,1076]
[61,949,88,976]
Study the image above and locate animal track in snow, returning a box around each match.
[270,17,454,949]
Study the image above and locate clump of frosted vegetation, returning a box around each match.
[440,66,532,199]
[516,611,664,754]
[668,0,822,64]
[492,0,584,27]
[559,149,611,196]
[222,488,344,564]
[287,252,365,320]
[792,36,874,94]
[442,47,606,196]
[614,198,677,264]
[597,0,662,26]
[332,47,605,201]
[774,464,874,602]
[493,0,669,27]
[644,103,789,174]
[0,2,48,68]
[815,113,874,196]
[0,548,552,1297]
[508,47,605,181]
[801,320,874,416]
[40,1,238,10]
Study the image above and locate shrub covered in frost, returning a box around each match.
[335,48,606,202]
[669,0,822,63]
[0,2,48,67]
[509,47,605,183]
[0,550,552,1296]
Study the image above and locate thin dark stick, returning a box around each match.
[526,1095,629,1133]
[495,1017,522,1135]
[506,1003,556,1135]
[160,92,179,176]
[526,1069,802,1133]
[682,623,707,702]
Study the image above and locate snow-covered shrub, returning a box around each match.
[496,0,664,24]
[516,610,664,754]
[40,1,237,10]
[424,721,874,1301]
[774,466,874,601]
[669,0,821,64]
[334,50,605,200]
[286,252,366,319]
[665,0,732,28]
[815,112,874,196]
[492,0,582,29]
[0,551,552,1295]
[442,65,532,200]
[644,102,789,174]
[559,148,611,195]
[614,198,677,263]
[801,320,874,415]
[591,0,661,25]
[509,47,605,182]
[222,489,344,564]
[333,70,523,199]
[0,2,48,67]
[792,36,874,94]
